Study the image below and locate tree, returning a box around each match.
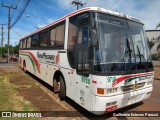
[147,37,155,50]
[0,46,7,57]
[156,35,160,51]
[0,44,19,57]
[158,49,160,60]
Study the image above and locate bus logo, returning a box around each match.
[132,84,136,90]
[132,81,137,90]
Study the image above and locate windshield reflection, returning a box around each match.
[92,13,153,73]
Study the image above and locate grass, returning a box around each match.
[0,77,39,120]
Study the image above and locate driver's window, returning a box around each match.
[78,26,89,44]
[77,25,89,75]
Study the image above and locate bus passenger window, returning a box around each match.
[31,34,39,48]
[56,24,65,47]
[50,28,56,46]
[22,39,26,48]
[27,37,31,48]
[40,31,48,47]
[20,40,22,49]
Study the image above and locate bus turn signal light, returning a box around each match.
[97,88,104,95]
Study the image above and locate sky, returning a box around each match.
[0,0,160,46]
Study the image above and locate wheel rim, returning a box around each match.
[54,79,60,92]
[24,63,26,72]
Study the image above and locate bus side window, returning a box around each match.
[77,25,89,73]
[78,26,89,44]
[20,40,22,49]
[27,37,31,48]
[49,23,65,47]
[22,39,26,48]
[31,34,39,48]
[40,31,48,47]
[56,24,65,47]
[50,28,56,46]
[67,15,77,68]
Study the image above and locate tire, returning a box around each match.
[53,78,60,93]
[59,75,66,100]
[23,61,27,73]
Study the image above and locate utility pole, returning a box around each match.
[71,0,86,10]
[0,24,4,58]
[0,24,5,58]
[2,2,17,63]
[0,24,4,47]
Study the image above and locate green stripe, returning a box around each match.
[20,54,36,73]
[125,74,153,84]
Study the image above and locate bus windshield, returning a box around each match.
[92,13,153,73]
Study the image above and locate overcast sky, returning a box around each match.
[0,0,160,45]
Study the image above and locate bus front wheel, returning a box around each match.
[59,75,66,100]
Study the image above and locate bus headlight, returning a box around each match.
[107,88,118,94]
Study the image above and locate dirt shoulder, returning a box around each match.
[0,64,73,119]
[0,65,66,111]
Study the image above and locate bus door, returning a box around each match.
[74,14,91,109]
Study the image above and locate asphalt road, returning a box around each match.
[0,64,160,120]
[26,67,160,120]
[54,79,160,120]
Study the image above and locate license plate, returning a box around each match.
[128,95,137,100]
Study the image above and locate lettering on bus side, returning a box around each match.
[37,52,56,64]
[107,76,116,83]
[81,76,90,84]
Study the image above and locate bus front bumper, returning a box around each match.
[92,86,153,115]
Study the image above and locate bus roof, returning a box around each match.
[21,7,143,40]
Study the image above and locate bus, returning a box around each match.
[19,7,154,115]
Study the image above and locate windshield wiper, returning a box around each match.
[126,38,132,63]
[121,39,132,72]
[136,45,149,72]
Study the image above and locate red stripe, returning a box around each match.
[21,51,40,73]
[21,8,91,39]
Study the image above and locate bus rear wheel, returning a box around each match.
[23,61,27,73]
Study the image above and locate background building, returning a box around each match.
[146,30,160,54]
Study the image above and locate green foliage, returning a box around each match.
[0,44,19,57]
[158,49,160,61]
[151,54,158,60]
[152,49,160,61]
[157,44,160,51]
[0,47,7,57]
[148,40,155,50]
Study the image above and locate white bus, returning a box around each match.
[19,7,154,115]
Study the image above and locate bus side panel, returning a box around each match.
[56,51,75,100]
[60,68,75,100]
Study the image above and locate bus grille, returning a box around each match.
[121,82,145,92]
